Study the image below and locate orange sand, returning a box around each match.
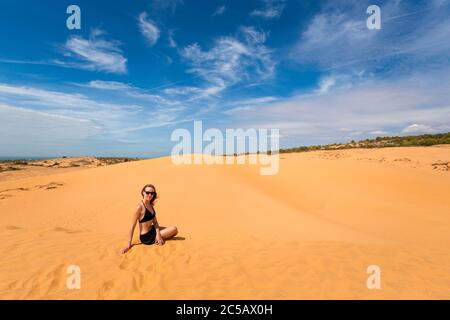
[0,146,449,299]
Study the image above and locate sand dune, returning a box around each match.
[0,156,139,182]
[1,146,450,299]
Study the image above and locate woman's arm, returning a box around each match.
[121,205,142,254]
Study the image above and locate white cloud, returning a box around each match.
[62,29,127,74]
[316,76,337,94]
[217,68,450,145]
[251,0,286,19]
[401,124,435,134]
[138,12,161,46]
[0,82,186,142]
[86,80,132,90]
[370,130,389,136]
[163,86,201,95]
[0,86,188,156]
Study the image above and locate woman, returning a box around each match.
[121,184,178,254]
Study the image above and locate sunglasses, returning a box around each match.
[144,191,155,196]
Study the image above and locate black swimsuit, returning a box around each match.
[139,201,157,245]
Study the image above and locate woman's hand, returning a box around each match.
[155,234,165,246]
[121,244,132,254]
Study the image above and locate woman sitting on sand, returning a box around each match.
[122,184,178,254]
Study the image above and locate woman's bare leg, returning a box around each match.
[159,226,178,240]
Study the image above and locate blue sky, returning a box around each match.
[0,0,449,157]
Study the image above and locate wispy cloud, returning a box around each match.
[180,26,275,96]
[80,80,181,107]
[0,83,106,110]
[138,12,161,46]
[230,96,279,106]
[314,73,362,95]
[151,0,184,13]
[370,130,389,136]
[168,29,177,48]
[0,82,186,140]
[0,103,100,141]
[85,80,132,90]
[223,96,279,115]
[291,0,450,72]
[61,29,127,74]
[251,0,285,19]
[0,58,55,66]
[213,5,226,16]
[316,76,337,95]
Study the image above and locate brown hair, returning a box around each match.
[141,184,158,205]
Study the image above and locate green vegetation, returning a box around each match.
[0,157,143,173]
[0,166,22,172]
[279,132,450,154]
[0,160,28,165]
[95,157,142,165]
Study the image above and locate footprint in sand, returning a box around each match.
[0,187,29,193]
[0,187,30,200]
[0,184,63,201]
[45,264,66,293]
[98,248,109,260]
[394,158,411,162]
[53,227,83,234]
[36,182,65,190]
[7,280,19,290]
[431,162,449,171]
[100,280,116,294]
[132,272,144,291]
[5,225,22,230]
[145,265,154,272]
[119,258,133,270]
